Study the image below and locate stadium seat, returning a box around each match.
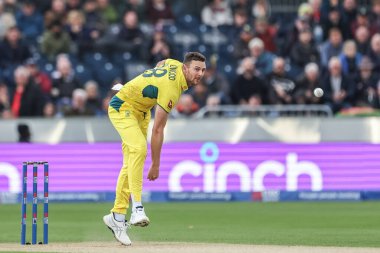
[125,62,150,81]
[82,52,110,69]
[93,62,123,88]
[75,64,94,84]
[176,14,201,31]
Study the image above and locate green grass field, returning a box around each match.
[1,202,379,247]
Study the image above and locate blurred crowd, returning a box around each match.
[1,0,380,119]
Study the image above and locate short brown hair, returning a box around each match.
[183,52,206,65]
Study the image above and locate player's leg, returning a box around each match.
[103,106,136,245]
[111,142,131,217]
[129,110,151,227]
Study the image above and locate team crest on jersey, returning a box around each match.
[168,100,173,109]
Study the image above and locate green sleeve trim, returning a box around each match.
[157,103,170,113]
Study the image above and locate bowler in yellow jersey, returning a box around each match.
[103,52,206,245]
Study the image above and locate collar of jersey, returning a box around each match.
[179,66,188,92]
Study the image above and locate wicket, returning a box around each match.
[21,161,49,245]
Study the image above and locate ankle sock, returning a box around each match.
[113,212,125,222]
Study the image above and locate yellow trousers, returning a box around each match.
[108,102,150,214]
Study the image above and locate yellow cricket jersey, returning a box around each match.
[110,59,188,113]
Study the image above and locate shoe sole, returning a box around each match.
[103,216,132,246]
[131,218,150,227]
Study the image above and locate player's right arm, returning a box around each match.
[147,105,168,181]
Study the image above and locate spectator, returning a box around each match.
[283,15,312,56]
[65,10,95,57]
[146,0,174,26]
[232,24,253,60]
[10,66,45,117]
[341,0,357,38]
[321,7,348,40]
[0,26,31,69]
[44,0,67,28]
[231,57,267,106]
[2,0,17,14]
[267,57,296,105]
[43,101,56,117]
[232,0,252,16]
[202,59,231,104]
[63,88,94,116]
[289,28,320,71]
[15,0,43,43]
[41,20,72,62]
[83,0,106,36]
[319,28,343,68]
[0,83,11,118]
[66,0,82,11]
[369,0,380,33]
[229,8,249,39]
[253,18,277,53]
[201,0,233,27]
[354,25,370,55]
[248,37,276,76]
[354,56,379,107]
[368,33,380,72]
[308,0,322,24]
[190,81,209,108]
[51,55,81,107]
[120,0,145,22]
[84,80,102,115]
[293,62,323,104]
[174,94,199,117]
[25,58,52,96]
[339,40,362,77]
[350,7,376,37]
[148,29,171,64]
[97,0,118,25]
[252,0,270,20]
[114,10,144,57]
[321,57,355,113]
[0,0,16,39]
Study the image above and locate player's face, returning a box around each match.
[184,61,206,87]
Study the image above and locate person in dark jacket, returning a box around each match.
[231,57,267,105]
[321,57,355,113]
[10,66,45,117]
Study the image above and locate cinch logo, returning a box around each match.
[0,162,21,193]
[168,143,323,192]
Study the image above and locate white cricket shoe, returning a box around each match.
[130,206,150,227]
[103,213,132,246]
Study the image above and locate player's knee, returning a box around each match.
[131,143,147,156]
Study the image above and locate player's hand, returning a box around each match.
[147,164,160,181]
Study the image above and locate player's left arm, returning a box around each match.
[147,105,168,181]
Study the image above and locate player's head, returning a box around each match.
[182,52,206,87]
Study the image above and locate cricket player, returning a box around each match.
[103,52,206,245]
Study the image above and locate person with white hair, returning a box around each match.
[10,66,45,117]
[368,33,380,72]
[63,88,94,116]
[248,37,275,76]
[321,57,355,113]
[294,62,323,104]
